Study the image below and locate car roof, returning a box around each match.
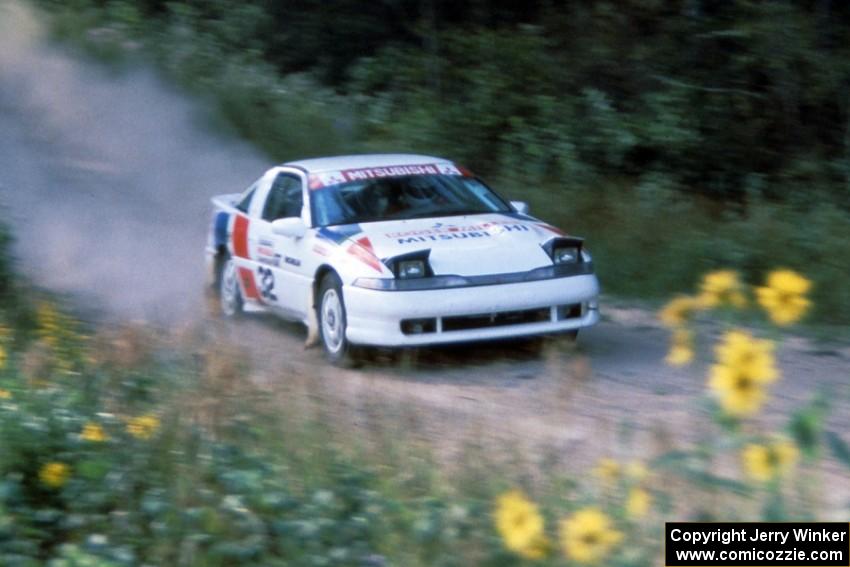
[283,154,452,173]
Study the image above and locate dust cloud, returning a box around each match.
[0,0,267,323]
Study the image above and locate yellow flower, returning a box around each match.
[626,487,651,519]
[698,270,747,309]
[709,365,768,416]
[126,414,160,440]
[593,458,622,486]
[81,422,108,442]
[0,389,10,399]
[39,462,70,488]
[756,269,812,326]
[709,330,777,417]
[36,301,61,346]
[666,328,694,366]
[494,489,549,559]
[714,330,777,383]
[594,458,649,487]
[742,438,799,483]
[624,461,649,482]
[560,507,622,564]
[659,296,701,327]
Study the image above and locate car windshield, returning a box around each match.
[310,174,512,227]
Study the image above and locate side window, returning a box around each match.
[236,184,256,213]
[262,173,303,221]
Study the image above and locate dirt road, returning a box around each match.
[2,1,848,504]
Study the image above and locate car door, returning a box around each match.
[229,174,272,307]
[253,169,311,319]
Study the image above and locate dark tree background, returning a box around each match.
[41,0,850,321]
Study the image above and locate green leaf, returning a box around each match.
[681,470,752,496]
[650,450,693,470]
[77,459,109,481]
[762,486,786,521]
[788,392,830,460]
[826,431,850,469]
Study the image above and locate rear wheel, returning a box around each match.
[317,273,362,367]
[220,255,244,318]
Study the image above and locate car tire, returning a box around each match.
[317,272,362,367]
[219,255,244,318]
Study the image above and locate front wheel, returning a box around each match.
[317,273,361,367]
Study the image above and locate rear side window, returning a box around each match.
[263,173,303,221]
[236,185,256,213]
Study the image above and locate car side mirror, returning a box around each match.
[510,200,530,215]
[271,217,307,238]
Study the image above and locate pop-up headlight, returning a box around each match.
[398,259,426,279]
[385,250,433,280]
[543,237,584,265]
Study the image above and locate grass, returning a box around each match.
[0,279,846,564]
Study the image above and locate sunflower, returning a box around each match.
[659,296,701,327]
[756,269,812,326]
[626,487,652,519]
[81,422,108,442]
[593,458,648,487]
[699,270,747,309]
[742,438,799,482]
[624,461,649,482]
[709,366,768,416]
[709,330,777,417]
[592,458,622,486]
[126,414,161,440]
[714,330,777,383]
[39,462,70,488]
[560,507,622,564]
[494,490,549,559]
[666,328,694,366]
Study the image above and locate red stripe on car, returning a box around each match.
[237,267,260,300]
[308,174,324,190]
[356,236,375,256]
[233,214,250,258]
[347,240,383,273]
[537,223,565,236]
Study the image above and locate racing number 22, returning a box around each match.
[257,266,277,302]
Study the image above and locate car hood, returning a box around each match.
[325,213,571,277]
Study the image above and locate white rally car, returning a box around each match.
[205,154,599,364]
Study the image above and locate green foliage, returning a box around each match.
[826,432,850,470]
[0,300,516,566]
[30,0,850,324]
[0,222,15,307]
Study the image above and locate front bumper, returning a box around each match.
[344,274,600,346]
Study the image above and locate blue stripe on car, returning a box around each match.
[317,224,362,244]
[214,211,229,248]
